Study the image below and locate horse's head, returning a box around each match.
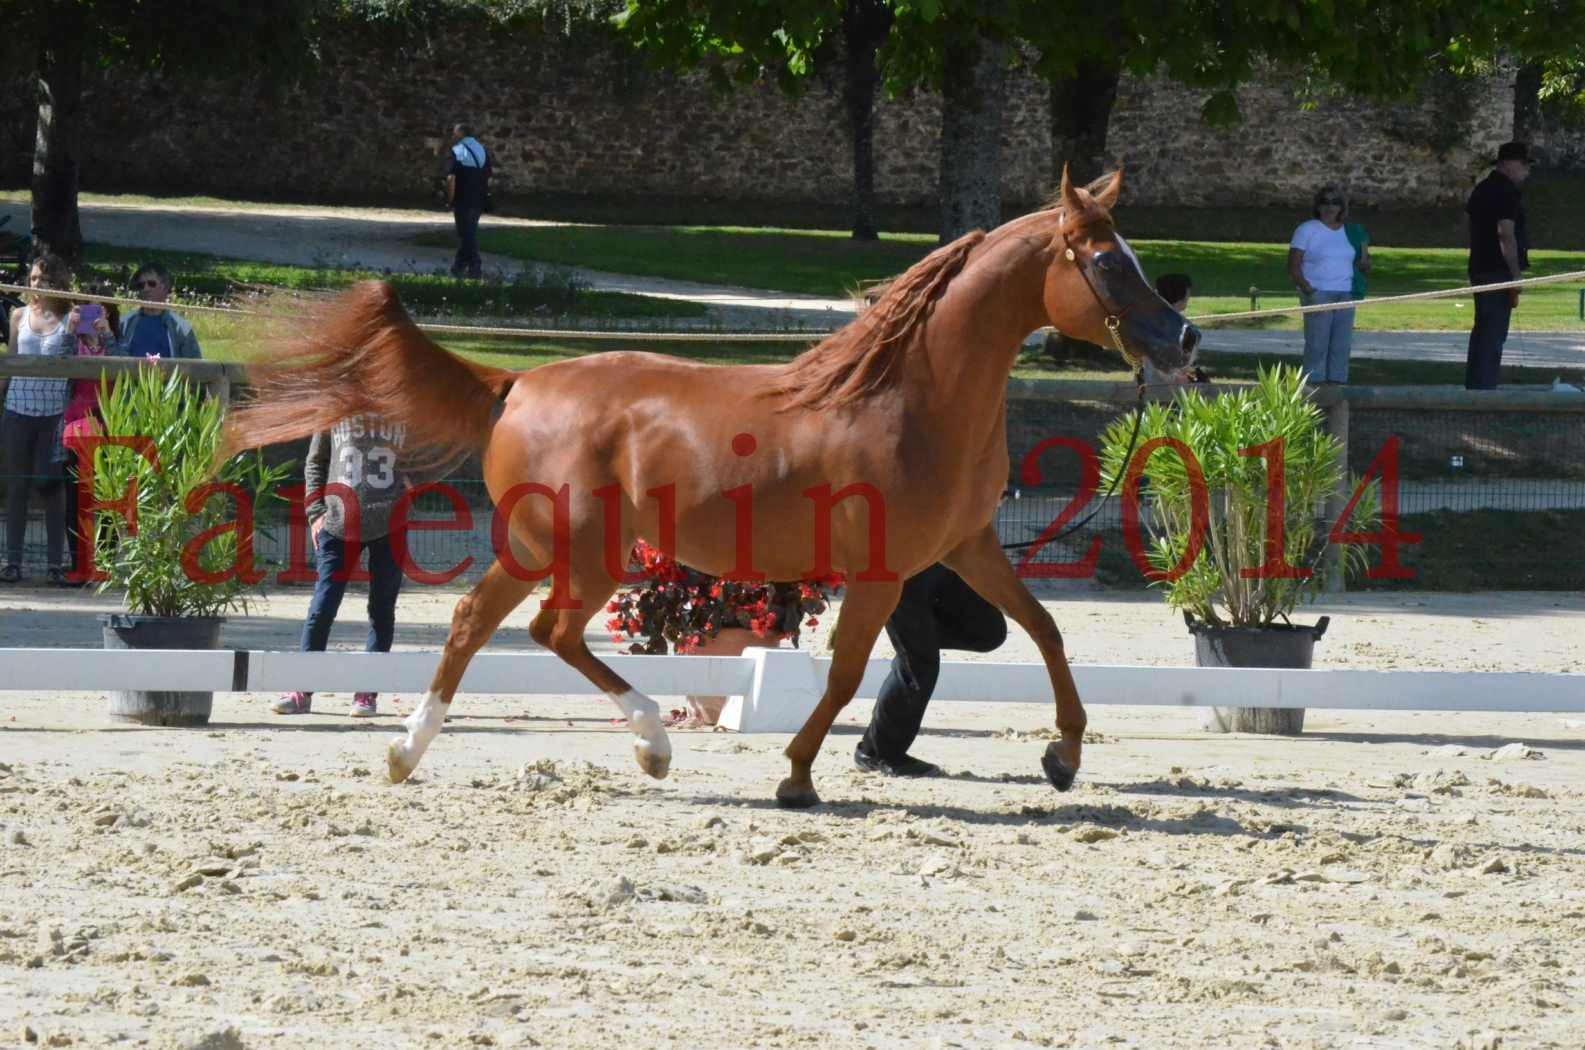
[1042,168,1200,378]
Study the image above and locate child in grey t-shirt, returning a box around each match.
[273,414,426,718]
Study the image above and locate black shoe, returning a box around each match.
[854,747,942,778]
[0,564,19,584]
[45,567,69,587]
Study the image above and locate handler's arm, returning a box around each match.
[1287,248,1314,296]
[1498,219,1521,306]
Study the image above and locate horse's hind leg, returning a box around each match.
[779,579,901,808]
[533,578,672,780]
[388,560,538,784]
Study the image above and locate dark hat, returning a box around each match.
[1495,141,1534,165]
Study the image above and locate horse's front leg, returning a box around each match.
[779,579,901,808]
[942,527,1085,791]
[389,561,538,783]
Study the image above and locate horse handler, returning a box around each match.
[854,562,1008,777]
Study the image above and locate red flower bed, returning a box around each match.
[606,539,844,655]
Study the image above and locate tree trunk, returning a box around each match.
[938,30,1007,244]
[842,0,892,242]
[1512,62,1543,147]
[1049,58,1122,188]
[32,5,86,268]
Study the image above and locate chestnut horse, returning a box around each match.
[224,169,1198,807]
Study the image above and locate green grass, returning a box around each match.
[78,243,705,323]
[415,225,936,299]
[420,223,1585,333]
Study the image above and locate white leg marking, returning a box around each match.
[611,688,672,779]
[387,690,447,783]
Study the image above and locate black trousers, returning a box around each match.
[1465,272,1513,390]
[452,207,483,278]
[859,564,1007,761]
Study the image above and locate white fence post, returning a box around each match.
[718,647,825,733]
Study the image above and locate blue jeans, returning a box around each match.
[1300,290,1355,383]
[1465,274,1513,390]
[301,532,403,653]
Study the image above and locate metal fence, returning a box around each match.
[5,359,1584,591]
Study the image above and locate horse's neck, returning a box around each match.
[912,227,1050,425]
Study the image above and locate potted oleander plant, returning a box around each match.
[1098,365,1379,734]
[83,365,288,726]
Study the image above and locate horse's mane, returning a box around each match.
[771,230,986,411]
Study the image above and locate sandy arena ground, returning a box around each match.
[2,586,1584,1049]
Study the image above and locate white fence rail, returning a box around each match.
[5,648,1585,732]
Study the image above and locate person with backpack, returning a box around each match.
[446,123,493,280]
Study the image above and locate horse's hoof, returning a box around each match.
[634,742,671,780]
[387,740,413,785]
[1040,744,1077,792]
[775,778,821,810]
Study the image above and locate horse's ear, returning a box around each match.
[1084,169,1123,211]
[1058,164,1081,213]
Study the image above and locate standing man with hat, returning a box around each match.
[1464,141,1533,390]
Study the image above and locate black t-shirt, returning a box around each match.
[447,140,491,211]
[1465,169,1528,277]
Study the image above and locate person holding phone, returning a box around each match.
[117,262,202,359]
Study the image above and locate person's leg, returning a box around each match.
[451,209,469,276]
[302,533,350,652]
[1299,291,1330,382]
[63,450,80,574]
[932,567,1009,654]
[33,415,65,576]
[1466,284,1509,390]
[364,534,403,653]
[858,566,949,769]
[278,532,350,713]
[3,411,31,572]
[458,209,483,278]
[1326,294,1356,384]
[350,534,403,717]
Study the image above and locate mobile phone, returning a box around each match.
[75,304,103,334]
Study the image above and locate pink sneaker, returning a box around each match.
[272,691,312,715]
[349,692,378,718]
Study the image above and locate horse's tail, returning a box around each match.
[222,281,516,463]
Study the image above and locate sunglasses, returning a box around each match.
[136,279,164,290]
[1319,198,1343,205]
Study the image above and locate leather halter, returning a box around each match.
[1057,228,1141,377]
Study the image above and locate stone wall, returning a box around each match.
[0,20,1522,214]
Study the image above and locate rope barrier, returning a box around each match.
[4,267,1583,343]
[1187,269,1585,324]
